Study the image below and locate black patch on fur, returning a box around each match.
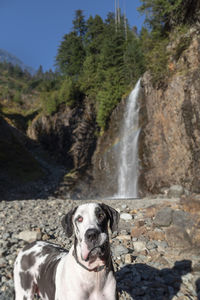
[62,206,77,237]
[22,242,37,252]
[20,271,33,290]
[95,206,109,232]
[99,203,119,232]
[36,243,68,300]
[21,252,36,271]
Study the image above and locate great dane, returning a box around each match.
[14,203,119,300]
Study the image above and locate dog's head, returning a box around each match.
[62,203,119,262]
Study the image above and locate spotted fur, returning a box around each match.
[14,203,119,300]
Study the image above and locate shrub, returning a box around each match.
[58,77,82,107]
[41,91,58,115]
[13,91,22,104]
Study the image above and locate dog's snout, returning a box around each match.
[85,229,100,242]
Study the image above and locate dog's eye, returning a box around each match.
[77,216,83,223]
[98,213,104,220]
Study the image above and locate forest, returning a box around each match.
[0,0,197,131]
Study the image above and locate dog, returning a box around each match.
[14,202,119,300]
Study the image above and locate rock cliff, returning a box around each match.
[140,26,200,194]
[27,99,96,171]
[86,26,200,198]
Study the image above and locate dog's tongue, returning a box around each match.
[81,244,91,261]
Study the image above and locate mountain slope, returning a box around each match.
[0,49,35,75]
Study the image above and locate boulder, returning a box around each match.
[17,230,42,243]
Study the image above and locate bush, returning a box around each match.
[41,91,58,115]
[13,91,22,104]
[145,37,170,85]
[58,77,82,107]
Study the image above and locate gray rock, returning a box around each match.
[167,185,184,198]
[153,207,173,227]
[17,230,42,242]
[146,241,157,250]
[172,210,193,228]
[133,241,146,252]
[112,244,129,257]
[120,213,132,221]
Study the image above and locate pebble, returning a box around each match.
[120,213,132,221]
[133,241,147,252]
[0,196,199,300]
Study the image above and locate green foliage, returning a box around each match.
[146,37,170,84]
[55,9,146,129]
[13,91,22,104]
[138,0,184,33]
[137,1,193,85]
[58,77,82,107]
[171,26,191,61]
[96,67,126,130]
[41,91,58,115]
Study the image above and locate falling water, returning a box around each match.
[117,79,141,198]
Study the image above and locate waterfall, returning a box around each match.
[116,79,141,198]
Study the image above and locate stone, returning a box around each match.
[172,210,193,228]
[131,226,147,239]
[168,185,184,198]
[147,228,165,241]
[153,207,173,227]
[133,241,147,252]
[112,244,129,257]
[135,220,145,227]
[124,254,133,264]
[165,225,192,249]
[120,213,132,221]
[146,241,157,250]
[17,230,42,243]
[144,206,158,218]
[116,235,131,241]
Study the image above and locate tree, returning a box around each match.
[138,0,184,34]
[72,10,87,38]
[36,65,44,79]
[56,31,85,77]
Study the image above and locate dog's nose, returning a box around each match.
[85,229,100,242]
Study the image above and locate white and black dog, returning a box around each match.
[14,203,119,300]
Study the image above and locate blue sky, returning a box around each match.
[1,0,145,71]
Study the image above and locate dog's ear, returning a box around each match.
[61,207,77,238]
[100,203,119,232]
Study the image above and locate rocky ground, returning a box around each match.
[1,194,200,300]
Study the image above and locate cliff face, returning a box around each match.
[88,26,200,198]
[24,26,200,199]
[27,99,96,171]
[140,27,200,194]
[91,99,127,197]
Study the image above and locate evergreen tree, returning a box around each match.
[73,10,87,38]
[56,31,85,77]
[138,0,184,34]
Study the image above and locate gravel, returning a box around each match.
[0,196,199,299]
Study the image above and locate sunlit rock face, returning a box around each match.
[140,28,200,194]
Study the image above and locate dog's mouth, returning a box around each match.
[83,242,108,262]
[85,246,102,262]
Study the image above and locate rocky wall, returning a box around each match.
[140,28,200,194]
